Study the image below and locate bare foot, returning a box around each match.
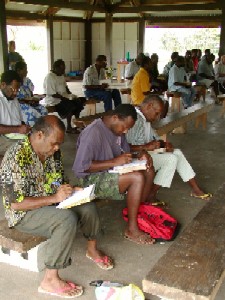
[124,229,155,245]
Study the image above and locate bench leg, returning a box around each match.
[220,101,225,118]
[86,103,96,115]
[195,113,207,129]
[171,97,181,112]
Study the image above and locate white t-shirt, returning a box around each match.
[125,60,140,78]
[0,91,24,125]
[168,64,187,91]
[43,72,69,106]
[82,65,106,91]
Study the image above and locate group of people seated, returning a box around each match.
[0,61,212,297]
[125,48,224,109]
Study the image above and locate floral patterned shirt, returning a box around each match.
[0,136,64,227]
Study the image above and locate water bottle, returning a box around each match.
[126,52,130,61]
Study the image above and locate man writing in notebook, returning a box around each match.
[126,95,212,201]
[73,104,155,245]
[0,115,113,299]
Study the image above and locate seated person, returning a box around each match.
[0,70,30,156]
[83,55,121,112]
[0,115,113,298]
[125,53,145,85]
[197,53,219,102]
[150,53,167,92]
[131,55,153,105]
[191,49,199,72]
[163,52,179,80]
[184,50,196,81]
[72,104,155,245]
[15,61,48,126]
[214,55,225,94]
[126,95,212,201]
[43,59,86,134]
[7,40,24,71]
[168,56,196,108]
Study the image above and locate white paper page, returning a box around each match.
[56,184,95,209]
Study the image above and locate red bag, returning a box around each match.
[123,203,179,241]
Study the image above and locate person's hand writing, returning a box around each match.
[18,124,31,134]
[165,142,174,152]
[137,150,153,172]
[54,184,73,203]
[113,153,132,166]
[146,140,160,151]
[73,186,83,192]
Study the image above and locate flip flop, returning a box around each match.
[124,232,155,245]
[190,192,212,200]
[38,281,83,298]
[86,253,114,270]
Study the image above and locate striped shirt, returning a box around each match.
[126,107,159,145]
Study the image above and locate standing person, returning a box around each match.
[83,55,122,112]
[168,56,196,108]
[0,70,30,156]
[131,56,153,105]
[126,95,212,201]
[73,104,155,245]
[7,40,24,70]
[43,59,86,134]
[15,61,48,126]
[0,115,113,298]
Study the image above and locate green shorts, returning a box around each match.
[83,172,125,201]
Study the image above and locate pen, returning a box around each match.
[120,147,125,154]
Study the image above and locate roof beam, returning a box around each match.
[10,0,106,12]
[110,2,220,13]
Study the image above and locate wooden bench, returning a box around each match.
[0,219,46,272]
[166,91,182,112]
[217,94,225,117]
[74,112,106,128]
[120,88,132,103]
[193,84,207,102]
[143,182,225,300]
[153,102,213,141]
[85,98,101,115]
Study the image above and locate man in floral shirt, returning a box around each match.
[0,115,113,298]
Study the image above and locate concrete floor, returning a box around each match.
[1,96,225,300]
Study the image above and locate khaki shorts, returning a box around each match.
[83,172,125,201]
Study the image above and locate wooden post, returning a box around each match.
[46,16,54,71]
[85,20,92,69]
[105,13,113,66]
[219,0,225,56]
[138,18,145,54]
[0,0,8,73]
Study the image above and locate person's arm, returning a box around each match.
[0,124,30,134]
[11,184,73,211]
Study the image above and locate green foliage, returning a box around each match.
[160,28,220,55]
[28,41,43,51]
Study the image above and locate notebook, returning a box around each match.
[56,184,95,209]
[108,159,147,175]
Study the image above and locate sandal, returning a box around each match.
[124,232,155,245]
[190,192,212,200]
[86,253,114,270]
[38,281,83,298]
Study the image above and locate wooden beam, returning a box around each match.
[111,3,219,13]
[84,20,92,68]
[219,0,225,56]
[105,13,113,66]
[46,15,54,70]
[10,0,106,12]
[0,0,8,73]
[138,18,145,53]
